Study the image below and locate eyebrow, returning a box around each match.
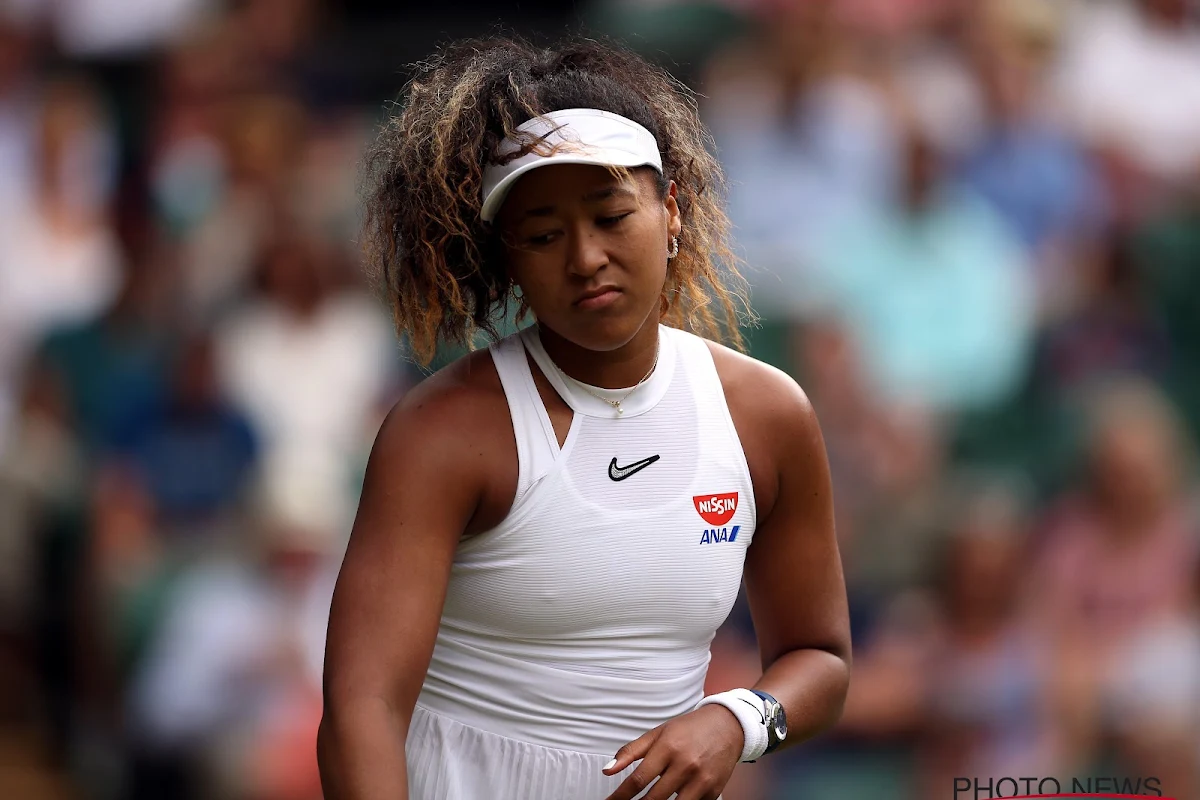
[583,185,635,202]
[520,185,637,218]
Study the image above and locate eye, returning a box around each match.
[597,212,633,227]
[525,231,560,246]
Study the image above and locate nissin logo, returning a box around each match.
[694,492,738,525]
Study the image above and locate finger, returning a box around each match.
[602,749,671,800]
[602,727,660,775]
[670,760,729,800]
[673,777,724,800]
[640,764,691,800]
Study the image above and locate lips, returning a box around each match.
[574,286,622,310]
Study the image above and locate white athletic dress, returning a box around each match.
[404,324,757,799]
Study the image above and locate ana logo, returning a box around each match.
[694,492,738,526]
[699,527,740,544]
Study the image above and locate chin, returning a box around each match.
[566,322,639,352]
[549,308,655,353]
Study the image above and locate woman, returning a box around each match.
[318,36,851,800]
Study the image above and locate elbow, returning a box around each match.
[830,655,852,726]
[318,686,342,752]
[807,644,854,732]
[316,708,341,793]
[317,711,335,761]
[316,692,362,790]
[803,644,851,731]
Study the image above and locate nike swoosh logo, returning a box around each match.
[608,455,661,481]
[737,697,765,725]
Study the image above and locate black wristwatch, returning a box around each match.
[750,689,787,754]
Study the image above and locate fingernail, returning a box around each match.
[603,758,617,771]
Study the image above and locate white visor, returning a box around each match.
[480,108,663,222]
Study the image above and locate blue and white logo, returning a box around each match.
[699,526,740,544]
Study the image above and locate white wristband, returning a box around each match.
[695,688,769,762]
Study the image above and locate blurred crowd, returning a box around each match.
[1,1,1199,799]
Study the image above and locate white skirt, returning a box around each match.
[406,704,722,800]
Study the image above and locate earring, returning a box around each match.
[667,236,679,260]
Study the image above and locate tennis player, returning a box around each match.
[318,36,851,800]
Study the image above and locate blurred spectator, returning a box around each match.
[291,117,372,255]
[1033,229,1172,408]
[89,464,170,681]
[110,333,258,534]
[0,363,83,624]
[149,23,239,241]
[1033,377,1199,648]
[175,92,310,325]
[798,315,960,619]
[792,321,887,555]
[126,479,337,800]
[0,77,123,452]
[807,114,1035,412]
[956,0,1108,312]
[0,362,83,738]
[212,233,395,538]
[916,477,1069,790]
[702,1,900,316]
[891,1,987,161]
[225,0,322,95]
[1106,555,1200,799]
[1052,0,1200,188]
[48,0,215,58]
[36,258,173,456]
[843,407,951,619]
[1029,377,1200,761]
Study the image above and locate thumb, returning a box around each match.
[602,727,659,775]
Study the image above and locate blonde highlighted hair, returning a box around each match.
[360,35,753,364]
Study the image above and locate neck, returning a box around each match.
[537,315,661,389]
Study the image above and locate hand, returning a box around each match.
[602,704,744,800]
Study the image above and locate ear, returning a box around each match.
[664,180,682,238]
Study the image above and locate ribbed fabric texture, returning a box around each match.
[405,325,754,799]
[408,705,663,800]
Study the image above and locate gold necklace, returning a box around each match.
[551,340,660,416]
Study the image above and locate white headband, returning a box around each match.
[480,108,663,222]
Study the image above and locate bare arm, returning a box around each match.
[743,369,852,748]
[318,372,502,799]
[711,346,852,749]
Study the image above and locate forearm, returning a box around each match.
[755,646,851,751]
[318,697,411,800]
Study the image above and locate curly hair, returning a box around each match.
[361,35,753,364]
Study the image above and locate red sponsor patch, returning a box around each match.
[693,492,738,526]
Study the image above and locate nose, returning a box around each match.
[565,228,607,279]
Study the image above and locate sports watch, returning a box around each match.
[749,689,787,754]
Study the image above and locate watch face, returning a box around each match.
[752,690,787,747]
[767,701,786,740]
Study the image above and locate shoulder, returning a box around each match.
[700,337,825,518]
[370,346,510,466]
[702,337,819,443]
[355,344,518,534]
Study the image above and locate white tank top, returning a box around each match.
[415,323,757,757]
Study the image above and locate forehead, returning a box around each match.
[498,163,653,220]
